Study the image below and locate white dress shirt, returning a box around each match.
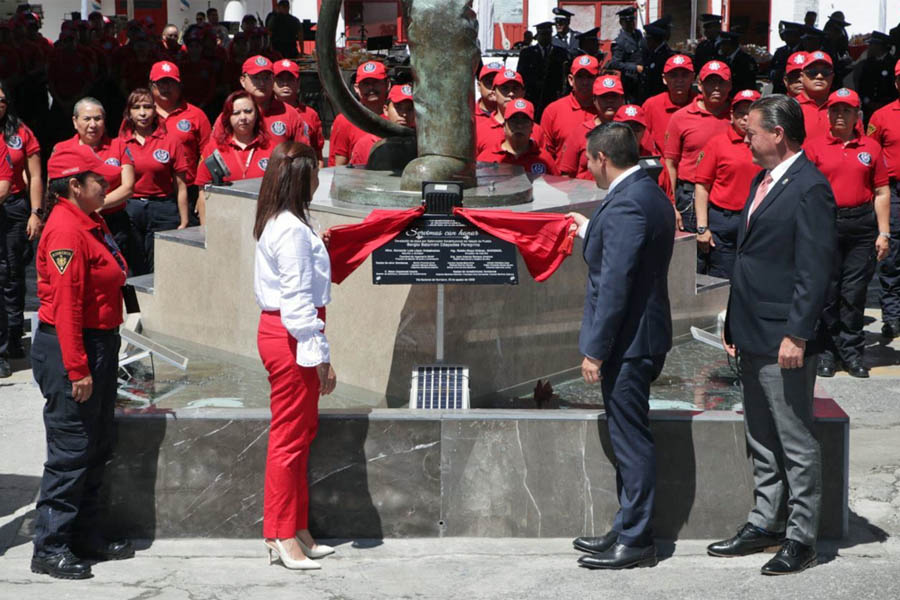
[762,150,804,200]
[254,210,332,367]
[577,164,643,238]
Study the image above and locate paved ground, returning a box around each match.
[1,307,899,598]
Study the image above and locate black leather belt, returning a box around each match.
[836,203,873,218]
[709,203,741,217]
[38,322,119,336]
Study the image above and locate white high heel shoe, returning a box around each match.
[296,538,335,559]
[265,539,321,570]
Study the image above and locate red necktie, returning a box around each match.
[747,173,774,226]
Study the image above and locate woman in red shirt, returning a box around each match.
[0,80,42,363]
[118,88,190,274]
[806,88,891,378]
[196,90,273,223]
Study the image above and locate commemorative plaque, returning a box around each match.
[372,215,519,285]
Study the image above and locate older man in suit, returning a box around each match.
[566,123,675,570]
[709,94,837,575]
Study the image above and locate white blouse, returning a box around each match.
[254,211,332,367]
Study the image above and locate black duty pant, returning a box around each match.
[822,204,878,364]
[126,196,180,274]
[0,194,30,356]
[697,203,741,279]
[879,181,900,324]
[103,208,146,277]
[187,185,201,227]
[31,327,120,556]
[600,354,666,548]
[675,179,697,234]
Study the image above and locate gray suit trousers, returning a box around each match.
[739,351,822,546]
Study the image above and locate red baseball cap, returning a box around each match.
[786,52,808,74]
[699,60,732,81]
[504,98,535,121]
[664,54,694,73]
[895,57,900,77]
[356,60,388,82]
[242,55,274,75]
[47,144,121,182]
[494,69,524,88]
[150,61,180,82]
[593,75,624,96]
[570,54,600,76]
[803,50,833,69]
[614,104,647,127]
[731,89,761,107]
[479,61,505,81]
[826,87,860,108]
[274,59,300,78]
[388,83,414,104]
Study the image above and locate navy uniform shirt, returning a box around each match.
[609,28,646,100]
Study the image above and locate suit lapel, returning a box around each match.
[741,154,807,246]
[582,170,644,251]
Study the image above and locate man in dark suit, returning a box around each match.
[641,16,674,103]
[566,122,675,570]
[517,22,570,120]
[709,95,837,575]
[694,14,722,73]
[609,7,646,103]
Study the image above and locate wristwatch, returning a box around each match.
[697,226,708,234]
[31,208,45,218]
[879,232,891,239]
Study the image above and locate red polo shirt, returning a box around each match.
[329,112,390,166]
[294,102,325,160]
[475,113,545,157]
[805,133,890,208]
[540,93,597,160]
[119,127,189,198]
[195,136,274,186]
[0,140,12,182]
[557,120,596,180]
[37,199,127,380]
[868,99,900,180]
[348,133,380,166]
[53,135,135,214]
[642,91,696,158]
[476,138,560,176]
[796,92,830,141]
[664,96,731,183]
[694,125,760,211]
[3,124,40,195]
[160,102,212,185]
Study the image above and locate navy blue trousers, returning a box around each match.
[31,328,120,556]
[697,204,741,280]
[600,354,666,547]
[126,197,180,275]
[0,194,30,355]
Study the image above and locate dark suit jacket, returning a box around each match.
[579,169,675,362]
[516,43,569,118]
[610,29,645,98]
[725,153,837,357]
[724,49,759,93]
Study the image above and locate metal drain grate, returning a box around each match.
[410,365,469,409]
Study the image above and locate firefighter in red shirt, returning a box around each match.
[477,98,559,178]
[476,61,504,124]
[613,104,658,156]
[693,89,761,278]
[477,69,548,157]
[783,51,807,97]
[30,144,134,579]
[540,54,599,161]
[868,58,900,338]
[150,60,212,226]
[641,54,696,158]
[329,60,389,166]
[796,51,834,140]
[664,60,733,232]
[0,138,12,376]
[807,88,891,378]
[558,75,625,180]
[349,84,416,166]
[273,59,325,166]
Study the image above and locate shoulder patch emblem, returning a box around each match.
[105,157,121,167]
[867,123,878,136]
[50,249,74,276]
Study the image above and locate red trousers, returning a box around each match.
[257,309,324,539]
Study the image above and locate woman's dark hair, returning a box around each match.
[43,172,92,221]
[118,88,158,136]
[0,80,23,141]
[253,142,318,240]
[215,90,268,147]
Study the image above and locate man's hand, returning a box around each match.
[581,356,602,384]
[565,212,588,229]
[696,229,715,253]
[778,336,805,369]
[317,362,336,395]
[721,330,736,358]
[72,375,93,403]
[674,206,684,231]
[26,213,42,240]
[876,236,890,261]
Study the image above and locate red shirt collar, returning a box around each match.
[825,130,861,146]
[55,196,108,231]
[493,139,540,158]
[663,90,695,111]
[797,91,827,109]
[122,125,166,143]
[727,125,745,143]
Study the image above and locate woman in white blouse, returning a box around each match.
[253,141,337,570]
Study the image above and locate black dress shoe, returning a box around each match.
[573,530,618,554]
[816,356,835,378]
[882,320,900,339]
[0,357,11,378]
[578,543,657,569]
[73,539,135,561]
[31,551,93,579]
[707,523,783,557]
[761,539,817,575]
[845,360,869,379]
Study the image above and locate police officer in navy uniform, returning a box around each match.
[717,31,759,93]
[823,13,853,88]
[694,14,722,74]
[770,21,803,94]
[857,32,899,122]
[641,16,674,103]
[30,144,135,580]
[610,6,646,104]
[575,28,604,62]
[552,7,581,59]
[517,22,569,120]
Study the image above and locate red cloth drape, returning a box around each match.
[325,206,577,284]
